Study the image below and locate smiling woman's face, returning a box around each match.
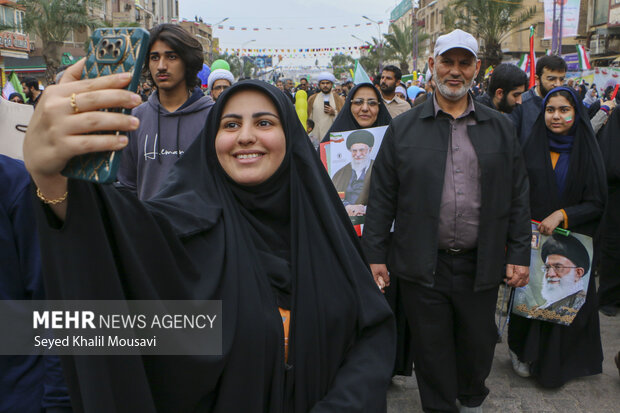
[215,90,286,186]
[350,87,379,128]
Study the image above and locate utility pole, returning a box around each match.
[412,6,418,72]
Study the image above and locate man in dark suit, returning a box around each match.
[363,29,531,413]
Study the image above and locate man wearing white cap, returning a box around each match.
[363,29,531,413]
[208,69,234,101]
[307,71,344,141]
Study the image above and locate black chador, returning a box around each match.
[508,86,607,388]
[34,81,396,412]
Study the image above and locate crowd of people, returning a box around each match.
[1,22,620,413]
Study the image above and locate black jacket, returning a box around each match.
[509,88,543,145]
[362,96,532,292]
[475,92,497,111]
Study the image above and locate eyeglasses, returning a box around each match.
[541,264,578,274]
[351,98,379,107]
[213,85,230,92]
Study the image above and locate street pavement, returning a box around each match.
[387,301,620,412]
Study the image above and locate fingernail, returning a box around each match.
[132,94,142,104]
[130,116,139,127]
[120,72,132,80]
[119,136,128,144]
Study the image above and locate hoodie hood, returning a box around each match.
[147,87,214,116]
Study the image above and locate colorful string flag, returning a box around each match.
[528,25,536,89]
[576,44,591,70]
[353,60,371,84]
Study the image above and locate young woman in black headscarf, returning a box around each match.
[321,82,392,143]
[23,61,396,413]
[597,107,620,316]
[507,86,607,388]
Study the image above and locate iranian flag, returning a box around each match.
[576,44,591,70]
[517,53,530,73]
[528,26,536,89]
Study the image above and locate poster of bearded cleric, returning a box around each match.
[512,224,593,326]
[320,126,387,231]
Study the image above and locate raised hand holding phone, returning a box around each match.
[23,59,142,220]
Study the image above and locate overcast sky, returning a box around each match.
[179,0,401,67]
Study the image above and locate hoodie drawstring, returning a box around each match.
[157,105,162,164]
[176,117,181,158]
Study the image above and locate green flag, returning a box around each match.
[353,60,371,84]
[2,71,26,102]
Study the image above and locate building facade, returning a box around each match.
[0,1,31,82]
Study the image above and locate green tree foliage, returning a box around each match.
[443,0,536,71]
[209,53,256,79]
[18,0,101,84]
[358,37,383,77]
[383,23,429,74]
[330,54,354,79]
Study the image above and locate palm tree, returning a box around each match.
[358,37,383,76]
[383,23,429,74]
[443,0,536,70]
[19,0,101,84]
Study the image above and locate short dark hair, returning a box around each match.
[22,77,38,90]
[382,65,402,81]
[488,64,528,97]
[145,24,204,88]
[300,77,308,83]
[536,55,567,79]
[307,119,315,129]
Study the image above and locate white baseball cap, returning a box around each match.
[434,29,478,59]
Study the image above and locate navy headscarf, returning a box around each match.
[543,86,579,196]
[523,85,607,236]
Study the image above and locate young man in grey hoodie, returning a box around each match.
[117,24,215,200]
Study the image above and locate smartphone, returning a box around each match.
[61,27,150,183]
[324,101,331,107]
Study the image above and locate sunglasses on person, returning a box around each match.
[351,98,379,107]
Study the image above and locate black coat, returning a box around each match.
[362,96,531,292]
[509,88,544,145]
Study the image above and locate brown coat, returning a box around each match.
[307,91,345,119]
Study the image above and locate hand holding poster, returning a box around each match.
[320,126,388,233]
[512,223,593,326]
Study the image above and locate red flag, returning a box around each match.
[529,26,536,89]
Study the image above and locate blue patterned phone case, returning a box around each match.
[61,27,150,183]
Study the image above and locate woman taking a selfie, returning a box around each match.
[24,61,395,413]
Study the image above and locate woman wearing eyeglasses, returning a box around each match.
[508,86,607,388]
[322,84,414,379]
[322,83,392,143]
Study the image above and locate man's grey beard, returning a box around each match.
[351,157,370,174]
[433,67,473,101]
[540,271,584,307]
